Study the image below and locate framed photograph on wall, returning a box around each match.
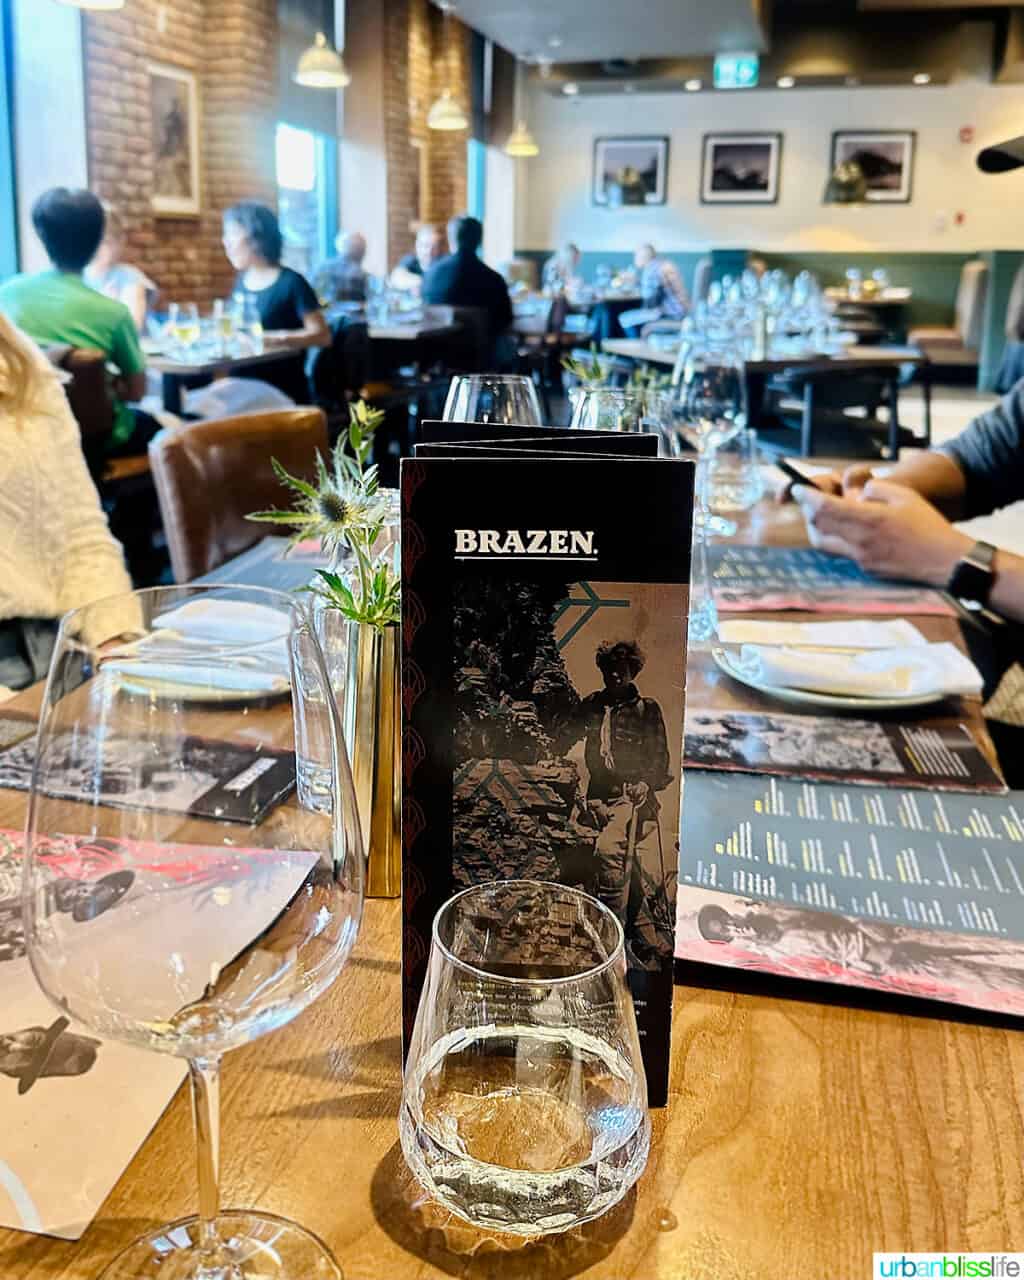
[148,62,201,217]
[830,131,915,203]
[592,136,669,207]
[701,133,782,204]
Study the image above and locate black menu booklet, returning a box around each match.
[401,438,695,1105]
[676,771,1024,1017]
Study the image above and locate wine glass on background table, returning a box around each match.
[569,387,645,433]
[24,585,364,1279]
[669,344,746,537]
[213,298,235,356]
[442,374,543,426]
[169,302,201,358]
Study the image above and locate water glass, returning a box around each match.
[232,293,264,354]
[168,301,200,357]
[212,298,235,355]
[707,429,764,513]
[442,374,543,426]
[569,387,645,432]
[24,585,364,1278]
[401,880,650,1236]
[688,523,719,645]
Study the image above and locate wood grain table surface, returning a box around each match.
[1,501,1022,1278]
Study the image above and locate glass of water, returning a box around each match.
[707,428,764,515]
[569,387,645,432]
[442,374,543,426]
[400,879,650,1236]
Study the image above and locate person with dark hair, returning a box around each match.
[222,201,329,403]
[421,213,514,352]
[0,187,152,455]
[567,639,673,966]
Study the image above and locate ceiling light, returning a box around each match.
[427,88,468,130]
[294,32,350,89]
[685,78,702,92]
[55,0,125,8]
[776,75,795,89]
[505,121,540,157]
[913,72,931,85]
[562,81,579,95]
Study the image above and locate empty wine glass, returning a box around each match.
[569,387,645,432]
[400,880,649,1236]
[24,585,364,1279]
[677,345,746,537]
[442,374,543,425]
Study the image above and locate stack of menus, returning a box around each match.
[401,424,695,1105]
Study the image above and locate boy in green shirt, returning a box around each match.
[0,189,152,453]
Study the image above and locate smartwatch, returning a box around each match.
[947,540,996,604]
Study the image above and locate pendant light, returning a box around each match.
[504,59,539,158]
[294,0,349,90]
[427,2,468,131]
[55,0,125,9]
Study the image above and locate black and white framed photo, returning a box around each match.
[830,131,916,203]
[701,133,782,204]
[148,61,201,217]
[592,136,669,207]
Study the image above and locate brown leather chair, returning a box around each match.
[148,408,328,583]
[43,345,115,478]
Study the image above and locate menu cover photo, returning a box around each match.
[675,771,1024,1016]
[402,453,695,1105]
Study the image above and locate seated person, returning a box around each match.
[542,242,582,295]
[0,187,154,457]
[390,224,445,292]
[84,206,157,332]
[0,315,132,693]
[620,243,690,336]
[783,385,1024,624]
[222,201,330,404]
[422,214,513,349]
[312,231,369,305]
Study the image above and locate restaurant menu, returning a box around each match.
[0,731,296,825]
[0,828,316,1239]
[676,772,1024,1015]
[197,535,326,592]
[684,708,1004,793]
[401,436,693,1105]
[709,545,955,616]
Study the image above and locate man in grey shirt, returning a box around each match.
[787,380,1024,625]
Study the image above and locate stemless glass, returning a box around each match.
[401,880,650,1236]
[707,428,764,514]
[569,387,645,432]
[442,374,544,426]
[23,585,364,1279]
[213,298,235,356]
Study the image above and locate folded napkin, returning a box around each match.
[103,660,290,697]
[152,599,291,647]
[719,619,925,650]
[738,641,983,699]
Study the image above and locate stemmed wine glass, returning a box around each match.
[569,387,645,432]
[23,585,364,1279]
[442,374,543,425]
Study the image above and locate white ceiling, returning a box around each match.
[447,0,767,63]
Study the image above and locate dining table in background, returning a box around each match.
[0,487,1019,1279]
[147,347,299,416]
[825,286,914,344]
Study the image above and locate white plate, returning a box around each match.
[710,647,947,712]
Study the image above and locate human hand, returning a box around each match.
[792,480,973,586]
[625,781,650,807]
[774,468,842,504]
[839,463,875,494]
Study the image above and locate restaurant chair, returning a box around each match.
[692,256,713,305]
[995,261,1024,392]
[759,363,915,459]
[907,259,989,369]
[308,315,371,435]
[148,408,328,583]
[43,344,115,481]
[517,294,581,419]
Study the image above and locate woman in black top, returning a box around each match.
[221,201,330,404]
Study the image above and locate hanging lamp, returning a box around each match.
[295,31,350,89]
[504,59,539,158]
[427,2,468,131]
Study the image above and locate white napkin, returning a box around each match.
[739,641,983,698]
[102,660,290,697]
[719,619,926,650]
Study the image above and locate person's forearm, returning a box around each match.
[988,549,1024,624]
[873,452,969,519]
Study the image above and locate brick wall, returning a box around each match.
[383,0,470,266]
[83,0,277,308]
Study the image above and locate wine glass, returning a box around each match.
[676,345,746,537]
[442,374,543,425]
[401,880,649,1235]
[23,585,364,1279]
[212,298,235,356]
[169,302,201,357]
[569,387,645,432]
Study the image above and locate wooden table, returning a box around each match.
[602,338,925,374]
[148,348,296,415]
[2,506,1022,1278]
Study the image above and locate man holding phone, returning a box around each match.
[780,379,1024,625]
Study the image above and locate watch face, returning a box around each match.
[950,545,995,604]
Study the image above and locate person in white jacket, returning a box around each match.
[0,314,132,694]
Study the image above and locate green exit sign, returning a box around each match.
[713,52,760,89]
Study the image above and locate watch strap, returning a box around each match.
[947,540,996,604]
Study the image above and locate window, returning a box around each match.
[275,122,338,277]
